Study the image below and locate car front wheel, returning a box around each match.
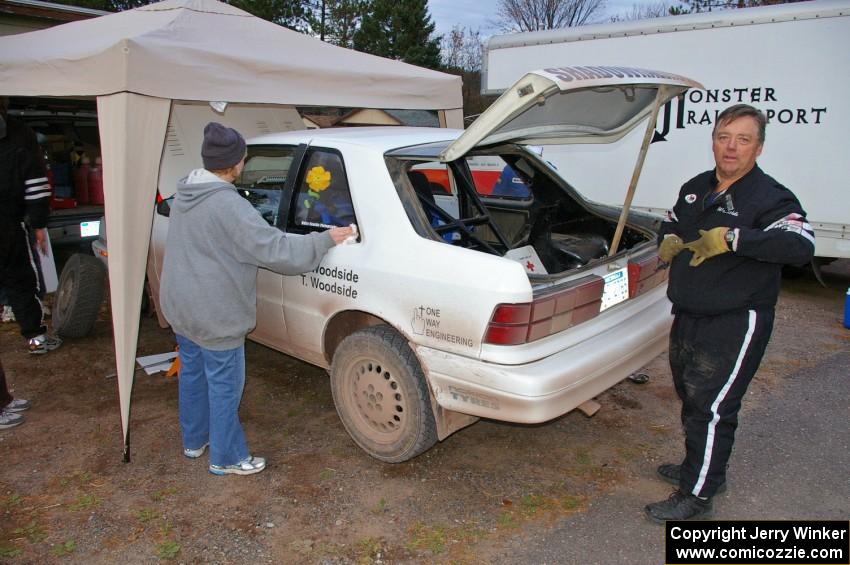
[330,325,437,463]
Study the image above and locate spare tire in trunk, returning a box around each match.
[53,253,107,338]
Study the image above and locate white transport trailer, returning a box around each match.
[483,0,850,260]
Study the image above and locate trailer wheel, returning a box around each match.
[53,253,107,338]
[330,325,437,463]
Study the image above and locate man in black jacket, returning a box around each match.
[645,104,815,522]
[0,97,62,355]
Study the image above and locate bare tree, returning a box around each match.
[496,0,607,32]
[673,0,806,13]
[439,26,492,122]
[440,26,483,72]
[610,1,674,21]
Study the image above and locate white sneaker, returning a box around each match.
[1,306,15,323]
[209,456,266,476]
[4,398,30,413]
[0,410,24,429]
[27,334,62,355]
[183,442,208,459]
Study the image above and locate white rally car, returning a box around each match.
[147,67,701,462]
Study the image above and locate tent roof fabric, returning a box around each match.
[0,0,462,459]
[0,0,462,109]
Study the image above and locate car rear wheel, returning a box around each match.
[330,325,437,463]
[53,253,107,338]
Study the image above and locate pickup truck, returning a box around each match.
[11,98,105,254]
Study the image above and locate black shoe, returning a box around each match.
[656,463,727,494]
[645,490,713,523]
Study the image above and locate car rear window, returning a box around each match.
[292,149,357,230]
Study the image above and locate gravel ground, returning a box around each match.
[1,259,847,564]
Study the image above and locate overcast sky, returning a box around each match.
[428,0,667,38]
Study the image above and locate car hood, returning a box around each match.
[439,66,702,162]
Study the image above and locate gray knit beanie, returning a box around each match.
[201,122,246,170]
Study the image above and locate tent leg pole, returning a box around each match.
[608,86,671,257]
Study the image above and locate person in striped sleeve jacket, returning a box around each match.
[0,97,62,356]
[646,104,815,522]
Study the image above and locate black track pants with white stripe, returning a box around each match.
[0,219,46,340]
[670,308,775,499]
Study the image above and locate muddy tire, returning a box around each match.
[53,253,107,338]
[330,325,437,463]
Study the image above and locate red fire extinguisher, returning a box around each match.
[74,156,90,205]
[88,156,104,205]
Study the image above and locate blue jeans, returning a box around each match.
[176,334,249,466]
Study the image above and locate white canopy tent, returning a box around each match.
[0,0,463,461]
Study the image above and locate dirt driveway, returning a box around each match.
[1,261,848,564]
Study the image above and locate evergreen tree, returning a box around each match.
[224,0,309,30]
[49,0,309,30]
[305,0,369,47]
[353,0,442,70]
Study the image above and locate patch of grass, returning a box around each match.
[156,540,180,560]
[314,541,342,557]
[159,518,173,536]
[69,494,101,511]
[405,521,447,554]
[0,545,23,558]
[574,447,592,465]
[559,494,582,511]
[13,520,46,543]
[59,471,92,488]
[150,487,178,502]
[496,512,518,529]
[355,536,383,562]
[49,539,77,557]
[136,508,158,523]
[586,465,618,481]
[519,494,550,516]
[453,522,486,544]
[371,497,387,514]
[616,445,642,461]
[318,467,336,481]
[3,493,23,508]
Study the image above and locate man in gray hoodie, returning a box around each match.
[160,122,353,476]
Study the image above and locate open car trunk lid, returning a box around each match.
[439,66,702,162]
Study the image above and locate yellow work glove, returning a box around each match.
[658,234,685,264]
[684,227,730,267]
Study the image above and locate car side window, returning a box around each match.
[235,145,295,226]
[292,149,356,231]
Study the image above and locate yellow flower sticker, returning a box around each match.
[306,166,331,192]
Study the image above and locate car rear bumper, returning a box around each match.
[415,286,672,424]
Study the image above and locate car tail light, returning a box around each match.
[628,251,668,298]
[484,276,604,345]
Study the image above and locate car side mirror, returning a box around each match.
[157,198,171,217]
